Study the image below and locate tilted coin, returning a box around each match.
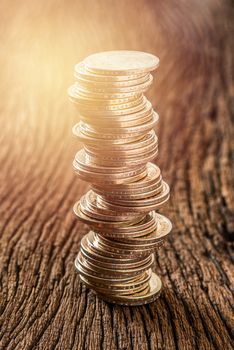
[74,149,146,175]
[72,123,144,146]
[80,191,140,221]
[81,232,149,264]
[97,182,163,201]
[73,201,144,229]
[92,162,161,194]
[113,214,172,244]
[85,146,158,168]
[93,211,158,237]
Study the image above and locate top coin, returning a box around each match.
[84,51,160,75]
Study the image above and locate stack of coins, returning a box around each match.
[68,51,172,305]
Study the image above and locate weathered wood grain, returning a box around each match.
[0,1,233,349]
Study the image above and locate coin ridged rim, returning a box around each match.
[79,100,153,123]
[92,162,161,191]
[68,84,141,104]
[99,182,163,201]
[74,150,146,174]
[74,167,148,185]
[75,85,146,99]
[80,112,154,130]
[74,96,147,115]
[80,112,158,136]
[75,71,151,88]
[85,147,158,168]
[82,232,150,264]
[74,74,153,94]
[93,174,162,197]
[73,201,144,229]
[97,181,170,208]
[83,131,155,152]
[92,211,157,234]
[96,213,172,247]
[80,275,151,296]
[77,251,154,277]
[75,62,149,82]
[73,123,145,145]
[78,251,154,275]
[80,191,140,221]
[76,259,145,283]
[80,244,152,270]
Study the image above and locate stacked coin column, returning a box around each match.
[69,51,172,305]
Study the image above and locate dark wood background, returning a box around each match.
[0,1,233,349]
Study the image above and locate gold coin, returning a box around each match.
[75,62,149,82]
[80,275,150,296]
[76,85,144,100]
[80,112,158,136]
[81,244,152,270]
[75,71,151,88]
[79,101,153,125]
[98,182,163,201]
[93,211,157,236]
[84,131,155,152]
[97,272,162,306]
[77,251,154,277]
[75,96,147,115]
[73,201,144,229]
[97,181,170,211]
[80,111,154,129]
[74,149,146,175]
[74,75,153,96]
[83,51,159,75]
[68,83,142,106]
[92,162,161,193]
[86,231,145,259]
[75,74,153,92]
[76,256,146,283]
[81,232,148,264]
[72,123,144,146]
[80,191,140,221]
[98,213,172,247]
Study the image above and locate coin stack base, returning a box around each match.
[69,51,172,305]
[97,273,162,306]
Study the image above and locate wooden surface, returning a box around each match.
[0,1,233,349]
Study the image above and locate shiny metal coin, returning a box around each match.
[75,74,153,93]
[75,71,151,88]
[97,272,162,306]
[83,51,159,75]
[75,62,149,82]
